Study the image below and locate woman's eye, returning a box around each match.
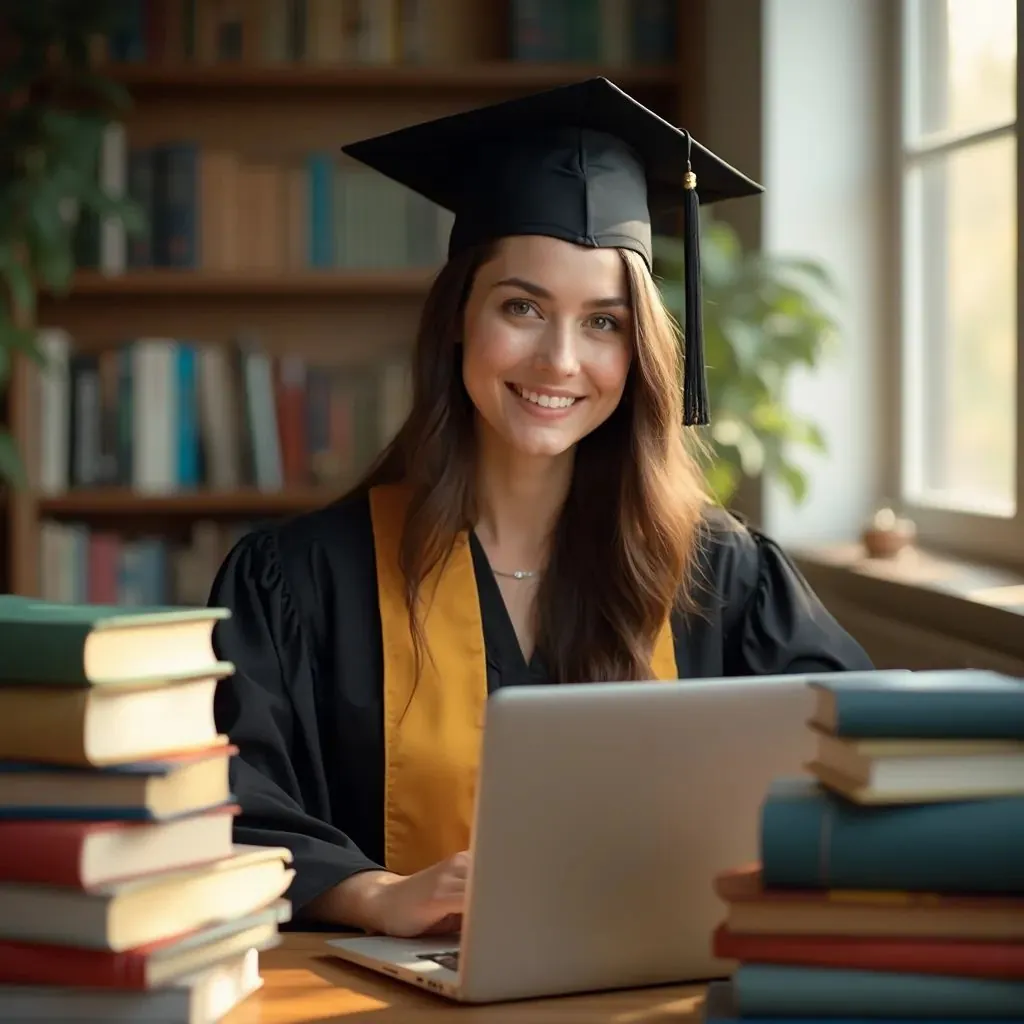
[504,299,535,317]
[588,314,620,332]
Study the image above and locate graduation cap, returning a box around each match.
[342,77,762,426]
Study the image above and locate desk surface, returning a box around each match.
[223,932,708,1022]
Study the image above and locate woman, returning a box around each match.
[208,79,872,941]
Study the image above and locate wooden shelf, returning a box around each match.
[37,489,339,517]
[109,62,679,95]
[47,269,435,300]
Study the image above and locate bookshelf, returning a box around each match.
[2,0,705,603]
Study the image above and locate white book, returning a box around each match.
[197,345,242,489]
[100,122,127,276]
[132,339,178,493]
[35,328,71,494]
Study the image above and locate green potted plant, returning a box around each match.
[654,218,840,507]
[0,1,141,486]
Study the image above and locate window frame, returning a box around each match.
[888,0,1024,569]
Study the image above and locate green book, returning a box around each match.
[0,595,233,687]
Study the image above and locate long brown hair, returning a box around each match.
[357,240,710,683]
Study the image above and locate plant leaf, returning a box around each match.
[651,220,838,506]
[78,181,147,236]
[704,459,741,507]
[76,71,133,112]
[0,322,46,366]
[0,246,36,319]
[774,458,809,504]
[26,183,76,294]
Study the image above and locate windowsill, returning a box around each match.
[789,541,1024,664]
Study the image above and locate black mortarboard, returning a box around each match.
[342,77,762,426]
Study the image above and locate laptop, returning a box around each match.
[326,670,905,1003]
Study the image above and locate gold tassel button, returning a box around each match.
[684,170,697,190]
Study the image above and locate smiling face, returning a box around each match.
[461,235,633,461]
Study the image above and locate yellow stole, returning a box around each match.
[368,483,679,876]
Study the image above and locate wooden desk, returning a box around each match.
[222,932,709,1022]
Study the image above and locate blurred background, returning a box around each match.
[1,0,1021,673]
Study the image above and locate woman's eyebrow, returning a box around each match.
[492,277,629,308]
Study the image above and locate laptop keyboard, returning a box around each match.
[417,950,460,972]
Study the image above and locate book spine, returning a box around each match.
[116,345,134,485]
[126,147,155,268]
[712,924,1024,981]
[509,0,566,60]
[154,143,199,268]
[830,689,1024,740]
[307,153,334,267]
[733,963,1024,1018]
[760,782,1024,893]
[0,822,90,886]
[0,939,146,988]
[69,354,103,487]
[630,0,676,63]
[176,344,200,488]
[0,625,92,684]
[36,329,71,496]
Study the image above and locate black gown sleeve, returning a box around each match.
[711,513,875,676]
[208,529,383,915]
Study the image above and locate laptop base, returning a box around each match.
[327,935,464,1001]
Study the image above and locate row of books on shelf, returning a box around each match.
[102,0,676,69]
[39,520,255,608]
[706,670,1024,1024]
[77,125,453,274]
[0,594,293,1021]
[511,0,676,64]
[32,328,410,496]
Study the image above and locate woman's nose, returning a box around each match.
[535,320,581,377]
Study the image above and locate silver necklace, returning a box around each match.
[492,569,539,580]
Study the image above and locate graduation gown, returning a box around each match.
[208,484,872,918]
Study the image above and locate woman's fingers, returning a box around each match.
[420,912,463,936]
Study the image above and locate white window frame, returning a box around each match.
[890,0,1024,568]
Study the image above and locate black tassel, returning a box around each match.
[682,133,709,427]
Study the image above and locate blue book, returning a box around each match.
[761,776,1024,893]
[0,746,233,821]
[176,344,200,488]
[306,153,334,267]
[810,669,1024,740]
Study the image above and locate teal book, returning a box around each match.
[810,669,1024,740]
[0,595,232,687]
[732,964,1024,1018]
[761,776,1024,893]
[703,979,1020,1024]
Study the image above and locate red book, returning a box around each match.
[0,901,288,989]
[713,922,1024,980]
[0,805,237,888]
[274,356,308,486]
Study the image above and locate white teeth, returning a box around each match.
[513,385,577,409]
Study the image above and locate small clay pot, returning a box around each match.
[861,506,916,559]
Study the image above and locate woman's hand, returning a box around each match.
[322,851,470,938]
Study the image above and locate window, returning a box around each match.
[896,0,1023,563]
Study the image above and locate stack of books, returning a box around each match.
[0,595,294,1023]
[705,669,1024,1024]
